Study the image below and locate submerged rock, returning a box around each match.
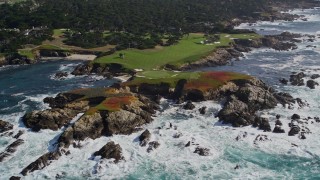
[183,101,195,110]
[199,106,207,115]
[311,74,320,79]
[290,72,305,86]
[306,80,319,89]
[93,141,124,163]
[291,114,301,120]
[147,141,160,153]
[279,78,288,85]
[194,147,210,156]
[54,71,68,79]
[9,176,21,180]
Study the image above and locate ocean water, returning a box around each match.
[1,8,320,179]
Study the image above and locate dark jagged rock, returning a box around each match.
[71,62,126,77]
[185,141,191,147]
[54,71,68,79]
[43,93,85,109]
[300,133,306,140]
[288,126,300,136]
[273,126,285,133]
[279,78,288,85]
[275,120,283,126]
[311,74,320,79]
[93,141,123,163]
[22,105,87,131]
[172,79,187,99]
[13,130,24,139]
[218,96,252,127]
[0,139,24,162]
[255,117,271,132]
[39,49,70,57]
[0,53,37,67]
[306,80,319,89]
[194,147,210,156]
[290,72,305,86]
[199,106,207,115]
[9,176,21,180]
[139,130,151,147]
[183,101,195,110]
[147,141,160,153]
[21,151,61,176]
[291,114,301,120]
[0,120,13,133]
[173,132,182,138]
[136,83,171,96]
[254,135,270,145]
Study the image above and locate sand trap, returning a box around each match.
[114,75,132,82]
[66,54,97,61]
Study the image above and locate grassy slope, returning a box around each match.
[125,70,251,91]
[95,33,260,70]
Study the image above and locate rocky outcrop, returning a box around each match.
[38,49,70,57]
[194,147,210,156]
[199,107,207,115]
[93,141,124,163]
[21,88,158,175]
[71,62,129,77]
[22,100,89,131]
[178,48,240,70]
[139,129,151,147]
[290,72,305,86]
[147,141,160,153]
[0,53,36,67]
[54,71,68,79]
[217,78,296,127]
[21,151,61,176]
[311,74,320,80]
[306,80,319,89]
[0,120,13,133]
[183,101,195,110]
[0,139,24,162]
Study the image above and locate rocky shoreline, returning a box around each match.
[2,71,304,177]
[1,3,320,179]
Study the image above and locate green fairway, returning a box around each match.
[18,49,35,59]
[53,29,66,37]
[125,70,251,90]
[95,33,260,71]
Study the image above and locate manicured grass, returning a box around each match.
[95,33,261,71]
[126,70,251,91]
[18,49,36,59]
[125,70,200,87]
[53,29,66,37]
[37,44,69,51]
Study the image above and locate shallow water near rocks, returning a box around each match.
[1,9,320,179]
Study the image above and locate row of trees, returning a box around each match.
[0,0,314,52]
